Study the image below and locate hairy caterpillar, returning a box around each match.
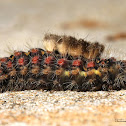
[0,34,125,93]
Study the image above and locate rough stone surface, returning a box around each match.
[0,90,126,126]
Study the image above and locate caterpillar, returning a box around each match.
[0,34,125,93]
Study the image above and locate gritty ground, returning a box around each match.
[0,90,126,126]
[0,0,126,126]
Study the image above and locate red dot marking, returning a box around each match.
[0,58,7,63]
[14,51,21,56]
[45,56,53,64]
[7,61,13,68]
[31,49,38,53]
[72,60,81,66]
[87,61,95,68]
[18,58,24,65]
[101,61,105,65]
[58,59,66,66]
[32,56,39,64]
[47,51,51,54]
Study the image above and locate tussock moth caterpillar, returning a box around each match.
[0,34,125,93]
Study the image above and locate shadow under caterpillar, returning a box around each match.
[0,34,125,93]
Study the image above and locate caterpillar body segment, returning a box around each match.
[0,34,125,92]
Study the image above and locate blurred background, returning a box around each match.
[0,0,126,58]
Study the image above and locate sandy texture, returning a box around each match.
[0,90,126,126]
[0,0,126,126]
